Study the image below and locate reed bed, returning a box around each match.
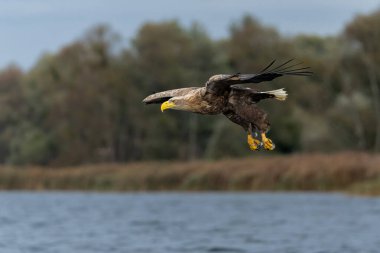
[0,152,379,195]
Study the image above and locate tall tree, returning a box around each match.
[345,10,380,152]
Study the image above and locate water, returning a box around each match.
[0,192,379,253]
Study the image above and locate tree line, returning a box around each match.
[0,11,379,166]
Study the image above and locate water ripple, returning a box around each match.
[0,192,379,253]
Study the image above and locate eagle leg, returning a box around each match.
[261,132,275,151]
[247,123,262,151]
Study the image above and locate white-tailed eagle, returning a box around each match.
[143,60,311,150]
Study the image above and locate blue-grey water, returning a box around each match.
[0,192,379,253]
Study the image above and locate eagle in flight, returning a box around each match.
[143,60,312,151]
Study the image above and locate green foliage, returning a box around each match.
[8,123,56,165]
[0,11,379,165]
[0,66,24,162]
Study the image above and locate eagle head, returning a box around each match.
[161,97,192,112]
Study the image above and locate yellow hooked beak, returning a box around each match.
[161,101,176,112]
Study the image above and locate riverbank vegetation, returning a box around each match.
[0,152,379,195]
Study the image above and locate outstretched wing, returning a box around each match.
[205,59,312,95]
[142,87,199,104]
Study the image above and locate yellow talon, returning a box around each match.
[261,133,275,150]
[247,134,261,151]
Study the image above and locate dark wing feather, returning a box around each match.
[206,60,312,95]
[142,87,199,104]
[230,86,275,103]
[249,91,275,102]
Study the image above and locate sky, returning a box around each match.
[1,0,379,70]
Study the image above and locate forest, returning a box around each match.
[0,10,379,166]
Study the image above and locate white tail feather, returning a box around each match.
[265,88,287,101]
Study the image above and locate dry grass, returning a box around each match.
[0,152,379,194]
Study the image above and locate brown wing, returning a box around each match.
[205,59,312,96]
[142,87,199,104]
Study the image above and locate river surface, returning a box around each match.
[0,192,379,253]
